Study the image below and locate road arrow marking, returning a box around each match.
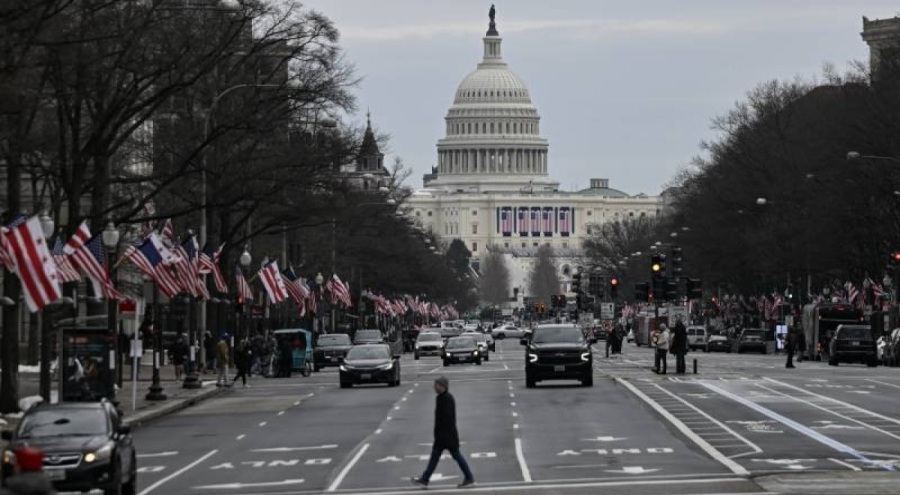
[604,466,660,474]
[250,445,338,453]
[582,436,628,442]
[194,479,304,490]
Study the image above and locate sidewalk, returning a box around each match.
[4,357,226,430]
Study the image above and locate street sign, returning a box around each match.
[600,303,615,320]
[667,305,688,326]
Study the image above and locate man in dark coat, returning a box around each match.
[412,377,475,489]
[671,318,688,374]
[785,330,796,369]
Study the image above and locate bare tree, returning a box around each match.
[478,246,510,307]
[528,244,559,305]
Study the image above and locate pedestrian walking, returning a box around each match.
[216,333,231,387]
[171,332,188,381]
[653,324,671,374]
[796,327,806,363]
[204,330,216,373]
[233,339,252,387]
[671,318,688,374]
[0,447,56,495]
[785,330,796,369]
[411,377,475,489]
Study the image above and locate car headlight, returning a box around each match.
[581,352,591,362]
[84,443,114,464]
[377,362,393,370]
[339,364,349,372]
[528,353,538,363]
[473,350,479,356]
[2,450,15,466]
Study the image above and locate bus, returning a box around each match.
[801,303,863,360]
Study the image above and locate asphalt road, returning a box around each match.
[127,339,900,495]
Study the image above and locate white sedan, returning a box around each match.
[489,324,526,340]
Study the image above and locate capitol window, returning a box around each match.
[562,242,568,249]
[472,242,478,252]
[427,211,432,217]
[472,210,477,216]
[472,224,478,234]
[586,210,592,216]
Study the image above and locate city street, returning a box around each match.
[129,340,900,495]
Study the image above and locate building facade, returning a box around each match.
[406,10,661,298]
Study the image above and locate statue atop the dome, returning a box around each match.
[487,4,499,35]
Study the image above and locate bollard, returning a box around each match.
[693,358,698,374]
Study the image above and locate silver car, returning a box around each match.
[463,332,494,360]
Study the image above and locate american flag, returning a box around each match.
[174,236,209,299]
[51,238,81,283]
[306,279,317,314]
[199,243,227,293]
[530,208,541,236]
[70,235,124,301]
[325,274,352,307]
[258,260,288,304]
[235,267,254,301]
[559,208,571,236]
[871,278,888,298]
[5,216,62,311]
[518,209,528,237]
[281,267,307,315]
[159,219,175,241]
[123,234,182,298]
[63,220,92,256]
[847,283,860,305]
[0,214,28,271]
[500,208,513,236]
[542,208,553,236]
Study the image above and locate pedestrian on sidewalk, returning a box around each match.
[653,324,670,374]
[0,447,56,495]
[411,377,475,489]
[216,333,231,387]
[785,330,796,369]
[671,318,688,374]
[796,325,806,363]
[171,331,188,381]
[233,339,252,387]
[204,330,216,374]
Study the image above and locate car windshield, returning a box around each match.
[709,336,727,341]
[346,346,390,360]
[447,338,475,349]
[319,334,351,346]
[355,331,381,341]
[469,334,486,342]
[839,328,872,340]
[742,331,764,341]
[18,408,108,438]
[418,333,441,342]
[533,327,584,344]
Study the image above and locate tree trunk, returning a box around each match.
[1,138,23,413]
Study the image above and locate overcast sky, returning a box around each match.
[300,0,899,195]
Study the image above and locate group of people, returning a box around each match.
[604,324,627,357]
[650,317,690,375]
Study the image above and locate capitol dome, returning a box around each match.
[426,9,558,193]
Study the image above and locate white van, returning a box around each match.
[687,326,707,351]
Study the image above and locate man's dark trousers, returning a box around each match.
[420,444,474,482]
[675,351,686,374]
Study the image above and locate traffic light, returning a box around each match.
[652,282,665,302]
[892,252,900,264]
[635,282,650,302]
[235,295,244,314]
[609,277,619,299]
[664,279,679,302]
[650,254,666,279]
[572,272,582,293]
[588,274,604,297]
[686,279,703,299]
[670,247,683,278]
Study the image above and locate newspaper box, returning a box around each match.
[60,325,116,402]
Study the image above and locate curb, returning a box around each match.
[123,385,226,428]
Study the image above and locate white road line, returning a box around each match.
[138,449,217,495]
[277,411,285,416]
[294,401,301,406]
[236,434,245,440]
[514,438,532,483]
[394,406,401,410]
[137,451,178,458]
[375,429,382,435]
[510,402,517,407]
[327,443,370,492]
[504,363,509,370]
[616,378,748,476]
[386,416,392,421]
[512,411,518,417]
[509,393,515,398]
[867,379,900,390]
[259,421,267,427]
[513,424,519,430]
[428,366,442,373]
[829,458,862,471]
[764,378,900,427]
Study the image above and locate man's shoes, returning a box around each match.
[410,477,428,488]
[457,479,475,488]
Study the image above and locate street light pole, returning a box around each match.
[101,222,121,388]
[38,213,54,402]
[146,282,167,401]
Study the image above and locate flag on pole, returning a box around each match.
[325,274,352,307]
[51,237,80,283]
[236,267,253,301]
[282,267,307,316]
[70,235,124,301]
[199,243,227,293]
[0,214,28,271]
[159,219,175,241]
[173,236,209,299]
[5,216,61,312]
[258,260,288,304]
[123,233,182,298]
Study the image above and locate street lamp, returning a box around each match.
[37,213,54,403]
[315,272,325,334]
[846,151,900,163]
[756,197,768,206]
[101,223,123,387]
[238,247,251,342]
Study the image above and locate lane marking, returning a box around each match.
[277,411,285,416]
[829,458,862,471]
[514,438,532,483]
[513,424,519,430]
[137,449,218,495]
[375,429,383,435]
[294,401,301,406]
[258,421,267,427]
[251,445,337,452]
[504,363,509,371]
[236,434,245,440]
[326,443,370,492]
[764,378,900,427]
[137,451,178,458]
[616,378,748,476]
[428,366,442,373]
[701,382,881,468]
[510,402,517,407]
[509,393,515,398]
[867,379,900,390]
[512,411,518,417]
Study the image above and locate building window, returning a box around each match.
[472,242,478,252]
[504,242,509,248]
[490,122,494,134]
[415,211,421,217]
[629,212,634,217]
[533,242,538,247]
[472,210,477,216]
[562,242,568,249]
[586,210,592,216]
[586,225,592,235]
[427,211,432,217]
[521,242,526,248]
[472,224,478,235]
[640,212,646,217]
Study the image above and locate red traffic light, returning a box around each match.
[610,278,619,286]
[893,252,900,262]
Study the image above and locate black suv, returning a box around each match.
[523,325,596,388]
[1,401,136,495]
[736,329,767,354]
[829,324,877,367]
[314,333,353,371]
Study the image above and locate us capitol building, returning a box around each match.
[405,8,661,297]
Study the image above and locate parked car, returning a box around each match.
[705,335,731,353]
[463,332,493,360]
[1,401,136,495]
[414,331,445,360]
[829,324,877,367]
[523,324,595,388]
[443,337,482,366]
[687,326,708,351]
[490,324,526,340]
[313,333,353,371]
[353,329,384,345]
[339,344,401,387]
[736,329,767,354]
